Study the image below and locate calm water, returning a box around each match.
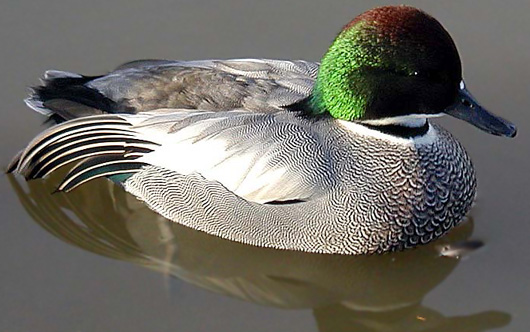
[1,1,529,331]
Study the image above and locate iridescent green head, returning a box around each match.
[311,6,462,121]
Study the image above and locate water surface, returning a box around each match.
[1,1,529,331]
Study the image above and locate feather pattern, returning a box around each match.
[121,119,476,255]
[12,58,478,254]
[13,107,476,254]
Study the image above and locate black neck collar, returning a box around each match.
[362,122,430,138]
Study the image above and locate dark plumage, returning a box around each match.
[26,59,319,120]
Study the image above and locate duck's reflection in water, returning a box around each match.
[9,174,510,332]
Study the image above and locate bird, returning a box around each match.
[9,5,516,255]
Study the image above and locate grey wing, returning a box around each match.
[14,110,334,205]
[87,59,318,113]
[135,111,334,204]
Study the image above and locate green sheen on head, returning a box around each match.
[311,6,462,121]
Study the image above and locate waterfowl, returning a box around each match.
[9,5,516,254]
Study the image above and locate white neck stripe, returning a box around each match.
[359,114,442,127]
[338,120,439,146]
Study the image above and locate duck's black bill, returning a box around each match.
[444,87,517,137]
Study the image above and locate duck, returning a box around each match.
[9,5,516,255]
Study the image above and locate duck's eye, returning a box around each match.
[417,70,446,83]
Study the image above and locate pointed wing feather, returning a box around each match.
[15,115,159,191]
[14,111,334,204]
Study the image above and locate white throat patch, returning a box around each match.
[338,119,439,146]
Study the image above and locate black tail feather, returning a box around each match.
[26,73,120,121]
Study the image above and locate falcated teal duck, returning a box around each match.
[9,6,516,254]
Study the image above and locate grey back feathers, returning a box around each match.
[89,59,317,112]
[25,59,319,119]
